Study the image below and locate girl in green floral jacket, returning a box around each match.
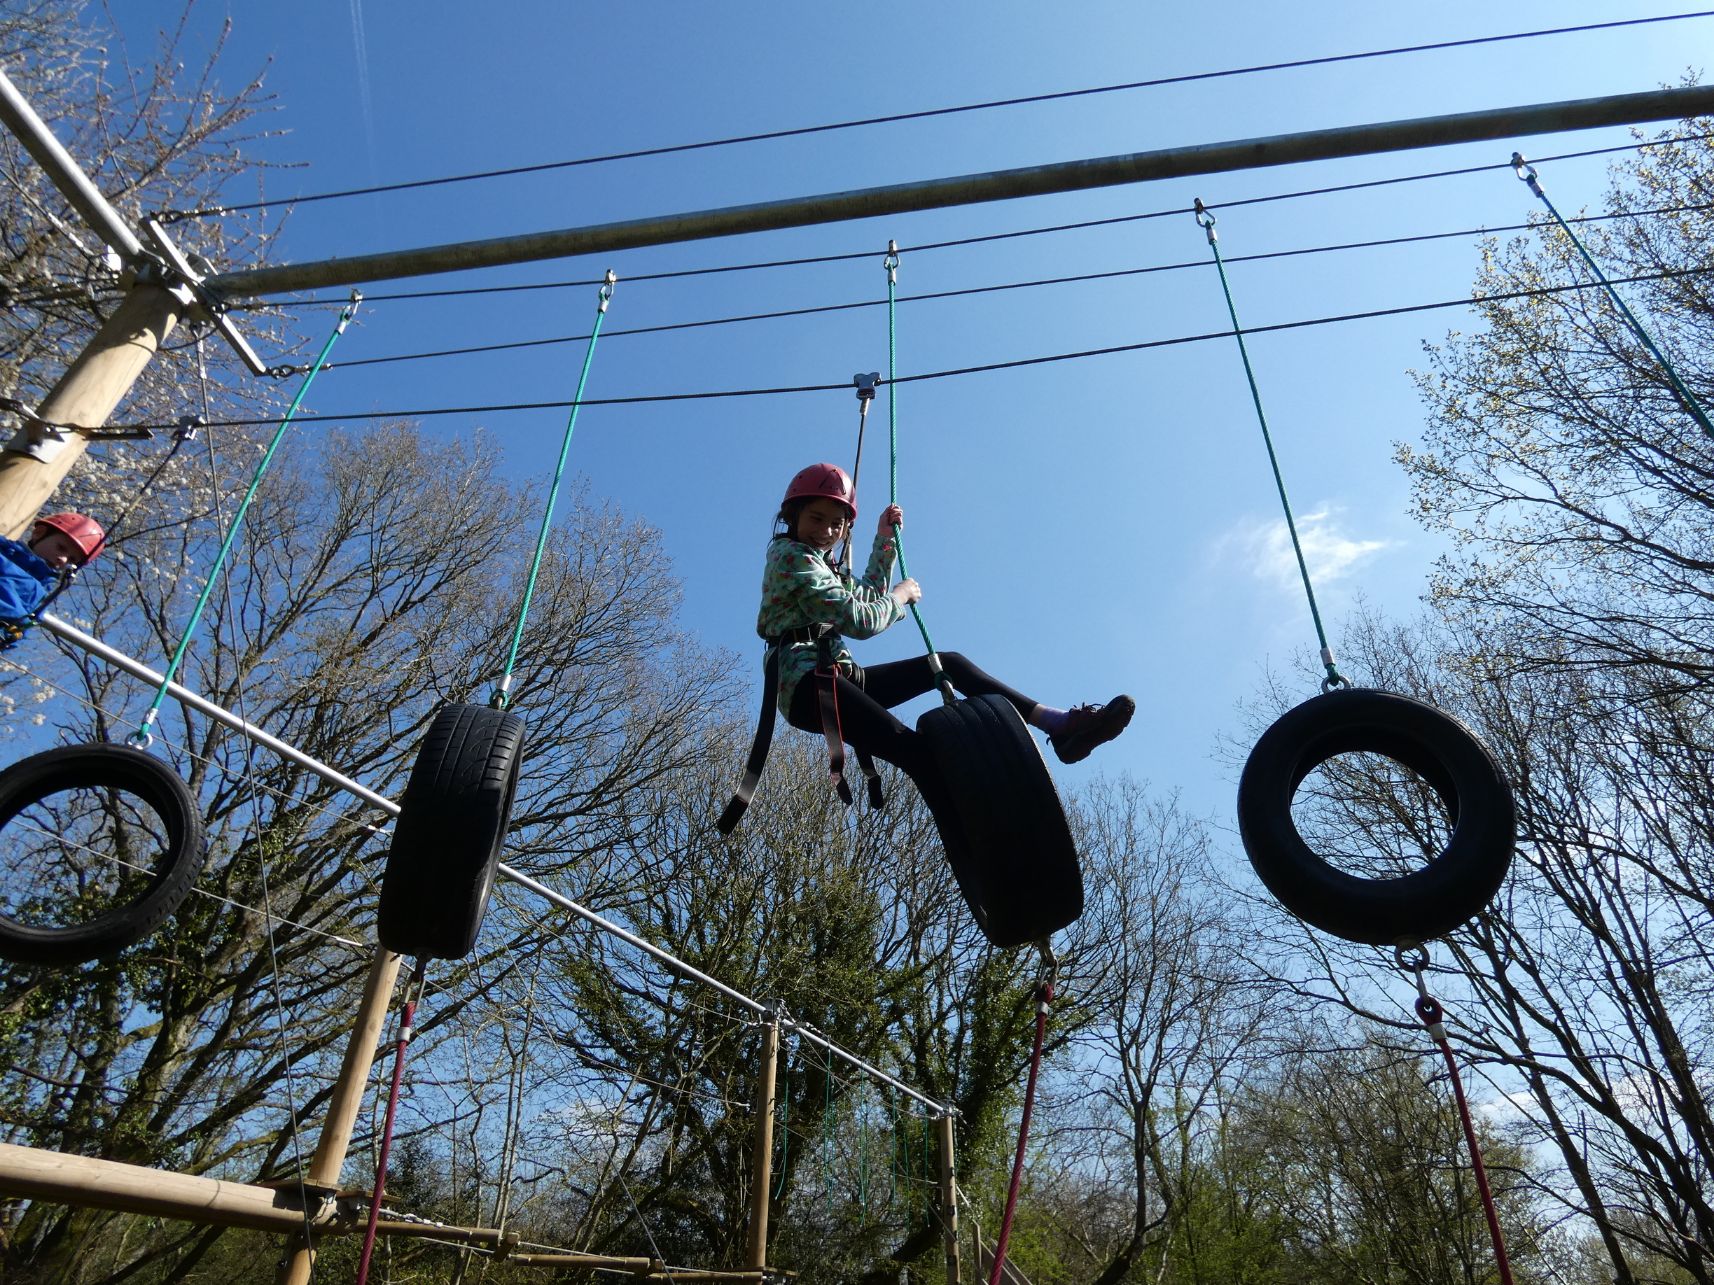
[755,462,1132,810]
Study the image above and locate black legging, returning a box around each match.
[785,652,1038,804]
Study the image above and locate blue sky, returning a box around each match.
[95,1,1710,829]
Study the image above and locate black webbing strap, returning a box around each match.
[855,748,884,809]
[717,645,781,835]
[716,629,886,834]
[816,662,854,807]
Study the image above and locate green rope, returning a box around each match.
[1513,154,1714,440]
[131,294,361,747]
[491,270,616,710]
[1194,202,1346,692]
[883,241,956,702]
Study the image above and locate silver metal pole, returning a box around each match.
[206,85,1714,298]
[33,612,944,1112]
[35,612,399,818]
[0,67,144,261]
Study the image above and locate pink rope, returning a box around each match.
[988,980,1053,1285]
[356,961,426,1285]
[1417,995,1515,1285]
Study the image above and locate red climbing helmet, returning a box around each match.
[782,462,856,520]
[31,511,105,563]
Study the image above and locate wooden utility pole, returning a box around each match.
[0,281,182,537]
[745,1006,782,1271]
[938,1111,961,1285]
[275,949,403,1285]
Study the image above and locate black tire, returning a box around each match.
[378,703,526,960]
[0,743,205,966]
[917,695,1083,947]
[1237,688,1515,946]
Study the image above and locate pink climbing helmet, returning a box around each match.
[32,511,105,564]
[782,463,856,520]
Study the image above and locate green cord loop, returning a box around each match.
[1512,154,1714,440]
[883,239,956,704]
[130,292,362,748]
[491,270,617,710]
[1194,200,1346,692]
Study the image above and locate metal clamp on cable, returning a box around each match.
[0,395,68,452]
[884,239,900,283]
[853,371,879,402]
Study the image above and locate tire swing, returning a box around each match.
[1193,201,1515,947]
[376,272,614,962]
[0,299,363,966]
[0,743,204,965]
[879,245,1081,949]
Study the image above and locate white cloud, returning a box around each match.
[1214,506,1392,594]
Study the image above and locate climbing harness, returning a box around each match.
[380,275,614,957]
[988,941,1057,1285]
[1513,153,1714,439]
[1195,200,1517,944]
[1397,945,1516,1284]
[357,957,429,1285]
[130,293,361,750]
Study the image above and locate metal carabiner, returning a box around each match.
[1193,197,1218,245]
[1511,152,1545,198]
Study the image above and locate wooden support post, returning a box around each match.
[745,1005,781,1270]
[0,1142,340,1233]
[0,282,182,537]
[275,949,403,1285]
[939,1111,961,1285]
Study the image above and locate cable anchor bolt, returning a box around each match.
[1193,198,1218,244]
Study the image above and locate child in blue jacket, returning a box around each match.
[0,511,105,633]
